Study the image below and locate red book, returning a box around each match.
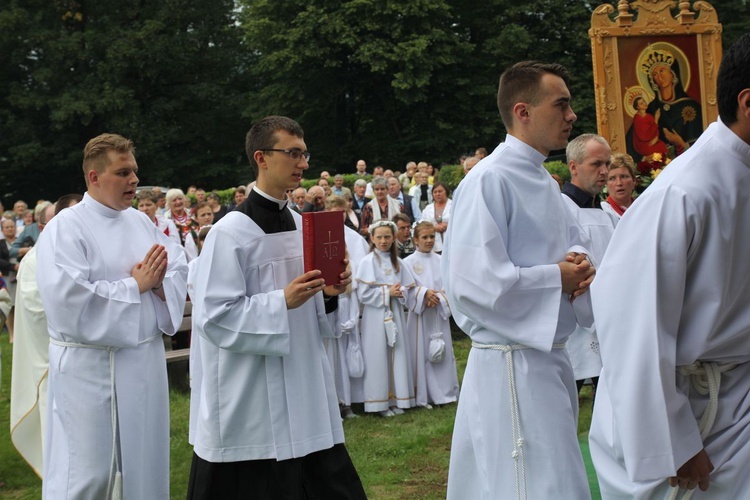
[302,211,346,286]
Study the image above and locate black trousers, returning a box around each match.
[186,443,367,500]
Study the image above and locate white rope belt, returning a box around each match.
[49,336,156,500]
[471,341,567,500]
[667,360,738,500]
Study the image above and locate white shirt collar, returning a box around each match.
[716,119,750,167]
[504,133,549,166]
[253,186,289,210]
[83,192,124,219]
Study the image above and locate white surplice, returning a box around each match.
[323,225,370,407]
[600,200,622,220]
[190,210,344,462]
[354,250,416,412]
[403,250,458,406]
[183,230,199,262]
[187,259,202,445]
[36,193,188,500]
[10,247,48,477]
[0,286,10,389]
[589,120,750,499]
[156,214,181,247]
[561,195,617,381]
[442,134,592,500]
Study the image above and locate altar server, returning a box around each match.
[561,133,618,396]
[10,203,56,478]
[590,34,750,499]
[442,61,595,499]
[323,195,369,418]
[187,116,365,498]
[36,133,188,499]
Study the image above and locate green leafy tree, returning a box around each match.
[239,0,474,175]
[0,0,249,204]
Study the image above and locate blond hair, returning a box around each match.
[82,133,135,185]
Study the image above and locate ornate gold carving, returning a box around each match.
[598,87,609,125]
[604,45,614,84]
[702,38,715,83]
[633,1,676,14]
[694,1,720,24]
[609,130,621,152]
[589,1,721,154]
[645,15,671,26]
[641,28,677,34]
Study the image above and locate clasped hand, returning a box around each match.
[424,289,440,308]
[558,252,595,300]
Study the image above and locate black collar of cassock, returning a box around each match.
[234,189,296,234]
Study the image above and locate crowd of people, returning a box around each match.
[1,32,749,500]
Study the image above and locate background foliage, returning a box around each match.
[1,0,747,206]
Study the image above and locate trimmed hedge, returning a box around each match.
[301,174,370,191]
[293,160,569,197]
[543,161,571,182]
[435,161,569,196]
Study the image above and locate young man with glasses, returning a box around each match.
[187,115,365,499]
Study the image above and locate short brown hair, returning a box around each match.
[609,153,636,179]
[245,116,304,176]
[82,133,135,182]
[137,189,159,204]
[392,213,411,225]
[325,194,347,211]
[497,61,571,129]
[55,193,83,215]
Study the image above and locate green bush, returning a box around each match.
[431,160,569,197]
[543,160,570,182]
[212,188,236,206]
[435,165,464,195]
[302,174,370,191]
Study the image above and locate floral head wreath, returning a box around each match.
[368,219,397,235]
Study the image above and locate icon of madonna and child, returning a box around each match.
[624,42,704,161]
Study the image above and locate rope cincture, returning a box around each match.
[49,334,159,500]
[471,341,567,500]
[667,360,738,500]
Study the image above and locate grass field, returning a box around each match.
[0,330,599,499]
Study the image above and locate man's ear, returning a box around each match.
[513,102,530,124]
[738,88,750,119]
[253,150,267,171]
[568,161,577,179]
[87,168,99,186]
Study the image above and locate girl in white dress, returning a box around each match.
[404,221,459,407]
[354,219,416,417]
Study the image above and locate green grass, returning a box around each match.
[1,332,44,498]
[1,329,599,499]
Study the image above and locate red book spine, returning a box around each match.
[303,213,316,277]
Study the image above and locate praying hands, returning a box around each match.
[132,244,168,296]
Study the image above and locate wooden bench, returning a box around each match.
[164,301,192,391]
